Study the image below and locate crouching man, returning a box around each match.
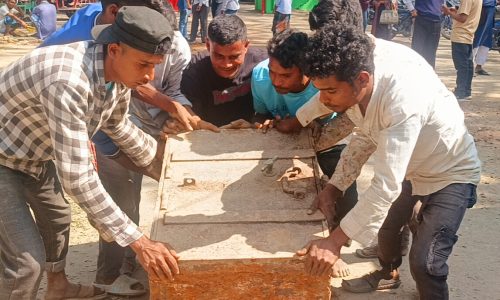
[297,24,480,299]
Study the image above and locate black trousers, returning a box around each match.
[411,15,442,68]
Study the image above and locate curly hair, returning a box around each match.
[308,0,363,31]
[303,25,375,83]
[208,15,247,45]
[266,29,308,69]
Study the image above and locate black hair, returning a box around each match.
[208,15,247,45]
[303,25,375,83]
[101,0,178,30]
[308,0,363,31]
[101,0,164,15]
[267,29,308,69]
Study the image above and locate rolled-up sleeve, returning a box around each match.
[40,83,143,246]
[296,93,333,126]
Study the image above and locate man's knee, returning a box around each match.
[410,226,458,282]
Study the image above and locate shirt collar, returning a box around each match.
[93,12,101,27]
[91,43,108,95]
[91,43,128,99]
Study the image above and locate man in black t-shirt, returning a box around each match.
[181,15,268,127]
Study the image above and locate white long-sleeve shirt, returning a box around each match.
[221,0,239,11]
[301,37,481,246]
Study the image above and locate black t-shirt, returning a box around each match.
[181,47,268,126]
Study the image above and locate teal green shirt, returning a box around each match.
[251,59,334,122]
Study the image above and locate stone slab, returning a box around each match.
[168,129,315,161]
[151,129,330,299]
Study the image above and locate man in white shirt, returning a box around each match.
[220,0,239,14]
[296,25,481,299]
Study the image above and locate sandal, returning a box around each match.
[341,270,401,293]
[475,69,490,76]
[93,274,146,297]
[354,245,379,259]
[63,284,107,300]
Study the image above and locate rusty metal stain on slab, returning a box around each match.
[150,259,331,300]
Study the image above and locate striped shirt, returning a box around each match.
[0,41,158,247]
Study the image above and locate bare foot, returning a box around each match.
[45,270,104,300]
[332,258,350,278]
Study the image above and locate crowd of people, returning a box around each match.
[0,0,57,38]
[0,0,487,299]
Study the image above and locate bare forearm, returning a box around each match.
[276,117,302,133]
[184,105,197,116]
[328,226,350,248]
[134,83,177,114]
[14,6,24,17]
[451,12,467,23]
[7,13,25,24]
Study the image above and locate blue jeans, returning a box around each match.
[451,42,473,98]
[95,151,142,283]
[378,181,476,299]
[179,9,191,39]
[0,162,71,299]
[4,16,18,27]
[473,5,496,49]
[362,9,368,32]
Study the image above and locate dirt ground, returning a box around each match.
[0,4,499,299]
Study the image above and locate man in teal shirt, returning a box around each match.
[252,30,322,133]
[251,29,357,278]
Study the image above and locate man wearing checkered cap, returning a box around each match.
[0,6,180,299]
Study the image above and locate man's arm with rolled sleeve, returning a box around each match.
[41,83,180,281]
[300,89,424,275]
